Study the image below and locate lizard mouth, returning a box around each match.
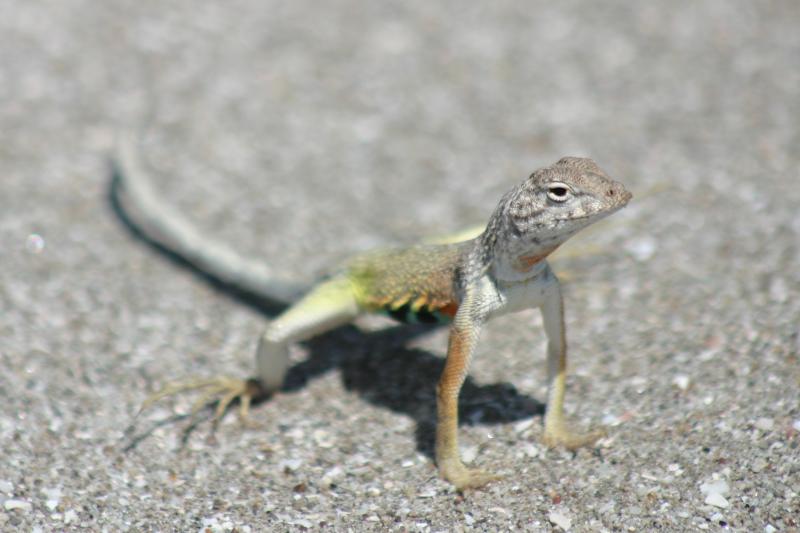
[554,200,630,223]
[553,214,597,223]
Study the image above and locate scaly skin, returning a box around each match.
[112,138,632,491]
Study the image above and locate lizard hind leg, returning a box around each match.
[137,276,361,426]
[254,275,361,392]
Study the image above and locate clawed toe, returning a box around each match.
[138,376,262,423]
[454,469,503,491]
[440,460,502,491]
[542,425,606,450]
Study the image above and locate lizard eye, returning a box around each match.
[547,183,571,203]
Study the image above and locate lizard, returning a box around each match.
[111,134,632,490]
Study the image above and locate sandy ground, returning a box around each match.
[1,1,799,531]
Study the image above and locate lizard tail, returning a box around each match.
[110,131,307,305]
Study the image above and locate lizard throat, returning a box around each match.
[512,245,559,273]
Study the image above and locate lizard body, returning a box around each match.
[348,242,466,322]
[113,136,631,490]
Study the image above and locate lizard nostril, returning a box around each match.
[607,189,615,196]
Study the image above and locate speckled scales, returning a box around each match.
[346,241,471,321]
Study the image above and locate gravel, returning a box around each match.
[1,0,799,531]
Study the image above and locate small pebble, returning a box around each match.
[321,466,344,487]
[3,499,32,512]
[42,487,62,511]
[461,445,479,464]
[754,418,774,431]
[279,459,303,472]
[292,518,313,529]
[0,481,13,493]
[521,443,539,458]
[700,480,729,496]
[64,509,78,524]
[672,375,690,390]
[793,420,800,432]
[514,418,535,433]
[549,509,572,531]
[705,493,729,508]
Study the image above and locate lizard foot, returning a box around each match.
[439,460,502,491]
[542,423,606,450]
[138,376,265,424]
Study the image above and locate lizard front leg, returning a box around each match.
[435,289,501,490]
[540,278,605,448]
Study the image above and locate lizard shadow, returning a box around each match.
[286,325,545,458]
[110,172,545,458]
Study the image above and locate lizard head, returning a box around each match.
[476,156,631,279]
[507,156,632,241]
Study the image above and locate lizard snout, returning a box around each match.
[606,181,632,205]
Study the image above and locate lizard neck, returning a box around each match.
[462,225,567,285]
[466,189,571,285]
[490,238,562,283]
